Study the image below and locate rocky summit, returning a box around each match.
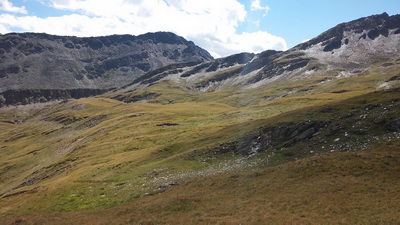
[0,32,212,103]
[1,13,400,225]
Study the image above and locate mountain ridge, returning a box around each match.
[0,31,213,92]
[295,12,400,51]
[112,12,400,102]
[2,13,400,106]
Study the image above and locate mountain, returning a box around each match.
[114,13,400,99]
[2,13,399,107]
[0,32,212,106]
[1,13,400,224]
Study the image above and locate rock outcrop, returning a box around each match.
[0,89,109,107]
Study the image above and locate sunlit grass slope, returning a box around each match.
[0,67,400,223]
[3,140,400,225]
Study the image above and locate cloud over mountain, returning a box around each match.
[0,0,287,57]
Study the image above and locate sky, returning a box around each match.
[0,0,399,58]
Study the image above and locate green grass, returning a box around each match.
[3,141,400,224]
[0,63,400,223]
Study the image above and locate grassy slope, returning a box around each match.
[0,63,400,223]
[3,140,400,225]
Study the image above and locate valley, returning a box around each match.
[0,13,400,224]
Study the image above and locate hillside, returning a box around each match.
[0,13,400,224]
[3,143,400,224]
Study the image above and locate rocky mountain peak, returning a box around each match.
[0,31,213,93]
[137,32,193,45]
[296,13,400,52]
[289,13,400,72]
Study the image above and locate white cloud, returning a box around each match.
[0,0,286,58]
[0,13,135,36]
[0,23,8,34]
[0,0,28,14]
[250,0,269,15]
[189,31,286,58]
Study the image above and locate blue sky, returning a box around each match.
[238,0,400,48]
[1,0,399,57]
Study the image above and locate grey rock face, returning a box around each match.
[0,89,108,107]
[296,13,400,69]
[387,118,400,131]
[296,13,400,51]
[0,32,213,92]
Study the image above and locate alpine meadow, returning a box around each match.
[1,12,400,224]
